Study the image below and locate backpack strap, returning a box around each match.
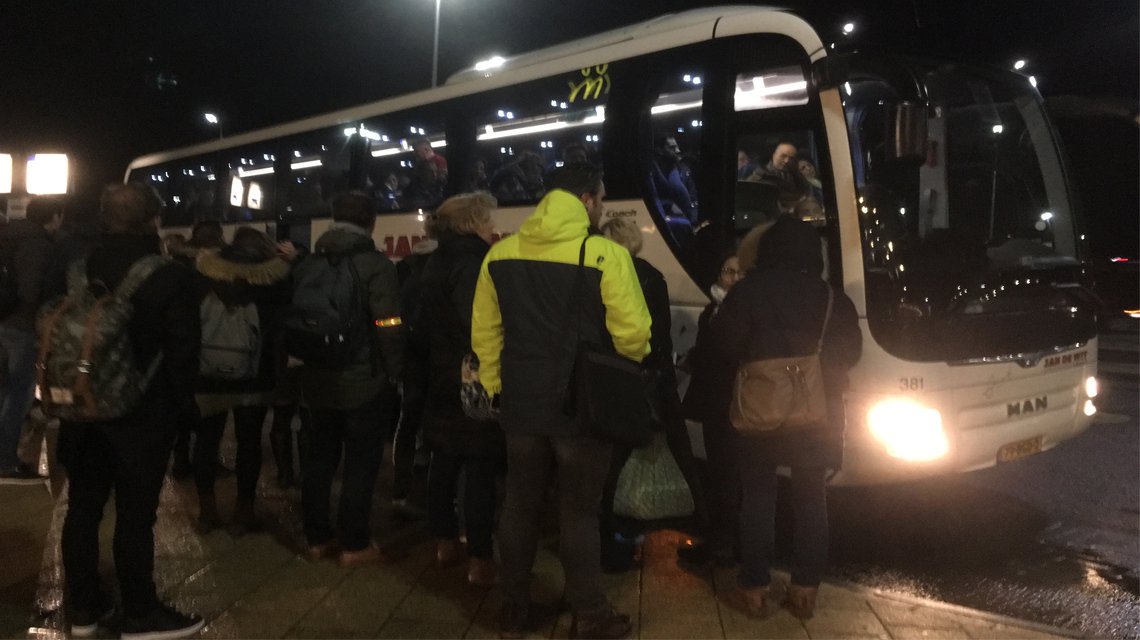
[74,296,111,417]
[114,256,171,300]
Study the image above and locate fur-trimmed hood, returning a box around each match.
[196,249,290,285]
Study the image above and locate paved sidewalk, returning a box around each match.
[1,432,1078,639]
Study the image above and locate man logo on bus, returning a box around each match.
[1007,396,1047,417]
[568,65,611,103]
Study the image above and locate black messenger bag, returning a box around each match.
[560,237,654,448]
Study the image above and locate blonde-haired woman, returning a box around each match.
[419,192,503,587]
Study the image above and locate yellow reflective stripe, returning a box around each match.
[374,316,403,328]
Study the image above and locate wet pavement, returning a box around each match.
[2,332,1134,638]
[826,345,1140,638]
[2,434,1077,639]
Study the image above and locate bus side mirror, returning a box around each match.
[891,101,928,165]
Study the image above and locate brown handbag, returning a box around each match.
[729,289,833,434]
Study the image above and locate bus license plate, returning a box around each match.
[997,436,1044,463]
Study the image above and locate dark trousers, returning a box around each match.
[59,418,176,618]
[194,406,268,501]
[302,398,385,552]
[392,358,428,500]
[499,432,612,613]
[738,463,828,589]
[703,418,741,553]
[0,327,37,469]
[427,448,498,558]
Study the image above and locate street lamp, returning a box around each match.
[204,112,223,139]
[431,0,442,88]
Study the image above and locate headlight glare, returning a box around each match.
[867,399,948,461]
[1083,399,1096,417]
[1084,376,1098,399]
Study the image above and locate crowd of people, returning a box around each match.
[0,152,860,639]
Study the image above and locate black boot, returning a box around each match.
[269,430,295,488]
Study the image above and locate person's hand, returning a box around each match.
[277,240,299,262]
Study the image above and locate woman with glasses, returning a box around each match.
[676,251,745,567]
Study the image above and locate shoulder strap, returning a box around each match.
[815,287,834,354]
[115,256,170,300]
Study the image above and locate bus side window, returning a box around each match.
[732,63,827,232]
[281,125,352,222]
[646,67,704,249]
[473,70,607,207]
[223,144,279,222]
[136,159,221,228]
[360,111,448,213]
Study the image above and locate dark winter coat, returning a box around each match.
[292,223,405,410]
[681,298,734,426]
[194,247,292,396]
[708,216,862,469]
[0,220,56,332]
[633,257,674,376]
[80,233,201,432]
[420,232,504,457]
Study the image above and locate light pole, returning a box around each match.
[431,0,442,87]
[204,112,223,139]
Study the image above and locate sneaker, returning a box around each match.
[569,606,631,639]
[496,602,529,639]
[0,463,46,485]
[120,603,204,640]
[70,598,114,638]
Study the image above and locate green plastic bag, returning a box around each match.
[613,433,695,521]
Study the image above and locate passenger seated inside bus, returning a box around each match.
[651,136,697,222]
[413,137,448,177]
[490,150,545,204]
[404,160,445,210]
[561,143,589,166]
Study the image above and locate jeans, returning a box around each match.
[499,432,612,613]
[59,412,176,618]
[302,397,386,552]
[427,448,499,558]
[738,462,828,589]
[194,406,268,501]
[0,326,37,469]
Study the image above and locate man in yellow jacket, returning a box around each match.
[472,164,650,639]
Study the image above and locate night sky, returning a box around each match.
[3,0,1137,232]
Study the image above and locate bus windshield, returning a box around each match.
[845,59,1096,362]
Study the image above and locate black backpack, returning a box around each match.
[284,248,373,369]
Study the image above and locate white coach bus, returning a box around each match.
[125,6,1100,484]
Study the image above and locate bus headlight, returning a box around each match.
[1084,376,1098,399]
[1083,400,1097,417]
[867,399,948,461]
